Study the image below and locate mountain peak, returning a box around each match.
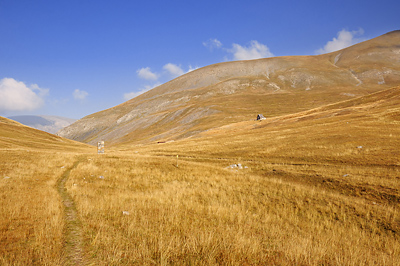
[58,31,400,146]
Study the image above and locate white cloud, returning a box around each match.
[316,28,365,54]
[73,89,88,100]
[188,65,199,72]
[163,63,185,78]
[123,91,142,101]
[228,40,274,60]
[0,78,48,112]
[203,38,223,50]
[123,83,161,101]
[137,67,159,81]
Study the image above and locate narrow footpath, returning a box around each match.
[57,158,88,266]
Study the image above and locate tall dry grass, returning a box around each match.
[1,88,399,265]
[66,151,399,265]
[0,150,76,265]
[76,93,399,265]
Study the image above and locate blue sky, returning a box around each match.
[0,0,399,119]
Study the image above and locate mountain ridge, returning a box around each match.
[0,116,89,151]
[58,31,400,145]
[8,115,76,134]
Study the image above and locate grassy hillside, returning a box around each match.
[1,88,399,264]
[7,115,76,134]
[58,31,400,146]
[61,87,398,264]
[2,35,400,264]
[0,116,90,151]
[0,117,92,265]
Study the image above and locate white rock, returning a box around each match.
[122,211,130,215]
[227,164,248,170]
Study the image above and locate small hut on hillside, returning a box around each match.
[257,114,266,120]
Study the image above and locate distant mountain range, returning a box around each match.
[58,30,400,146]
[7,115,76,134]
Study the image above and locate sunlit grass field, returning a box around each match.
[66,151,399,265]
[0,150,75,265]
[1,87,399,265]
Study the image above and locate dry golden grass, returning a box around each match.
[0,150,74,265]
[1,87,399,265]
[65,151,399,265]
[0,117,92,265]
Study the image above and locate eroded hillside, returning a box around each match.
[58,30,400,145]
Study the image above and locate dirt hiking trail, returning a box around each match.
[57,158,91,266]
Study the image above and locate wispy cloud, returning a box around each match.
[163,63,185,78]
[203,38,223,51]
[137,67,159,80]
[73,89,88,100]
[123,91,140,101]
[128,63,196,102]
[228,40,274,60]
[188,65,199,72]
[0,78,48,112]
[316,28,365,54]
[123,83,161,101]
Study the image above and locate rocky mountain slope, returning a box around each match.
[58,30,400,146]
[8,115,76,134]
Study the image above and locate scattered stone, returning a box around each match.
[343,174,349,177]
[3,176,11,179]
[357,146,363,149]
[341,92,356,97]
[61,166,65,169]
[99,176,105,179]
[226,164,248,170]
[122,211,130,215]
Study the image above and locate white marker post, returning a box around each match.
[97,141,104,154]
[176,155,179,167]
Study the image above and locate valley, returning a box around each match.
[1,31,400,265]
[1,85,399,265]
